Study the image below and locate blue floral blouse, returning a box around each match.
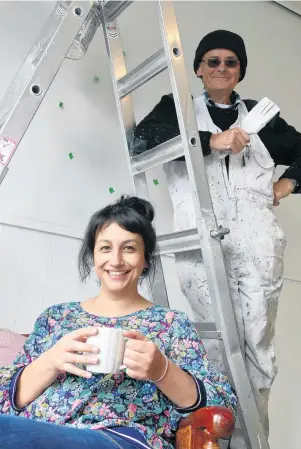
[0,302,237,449]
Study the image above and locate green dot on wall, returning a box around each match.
[109,187,115,194]
[153,179,159,186]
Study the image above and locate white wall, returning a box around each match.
[0,0,135,332]
[0,1,134,235]
[0,2,301,449]
[0,223,99,334]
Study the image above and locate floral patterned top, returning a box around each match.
[0,302,237,449]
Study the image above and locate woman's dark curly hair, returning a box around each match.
[78,195,156,283]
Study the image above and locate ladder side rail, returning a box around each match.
[100,6,169,308]
[0,1,93,184]
[103,1,133,22]
[157,2,267,448]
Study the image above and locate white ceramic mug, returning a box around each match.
[86,327,126,374]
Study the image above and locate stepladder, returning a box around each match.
[0,2,269,449]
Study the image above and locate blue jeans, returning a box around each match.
[0,415,145,449]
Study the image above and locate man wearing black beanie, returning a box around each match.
[193,29,248,81]
[131,29,301,448]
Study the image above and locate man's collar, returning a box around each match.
[202,89,241,110]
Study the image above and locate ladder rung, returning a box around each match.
[157,228,200,254]
[103,1,133,21]
[131,136,183,174]
[118,49,167,99]
[193,322,222,340]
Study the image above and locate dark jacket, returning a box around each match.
[132,94,301,193]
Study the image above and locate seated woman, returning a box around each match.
[0,195,237,449]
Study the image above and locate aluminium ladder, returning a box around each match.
[0,2,269,448]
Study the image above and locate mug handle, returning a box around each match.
[120,337,130,371]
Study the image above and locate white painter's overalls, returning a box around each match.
[164,96,287,447]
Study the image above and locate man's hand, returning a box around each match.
[210,128,250,154]
[273,178,295,206]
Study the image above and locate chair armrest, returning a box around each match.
[176,406,235,449]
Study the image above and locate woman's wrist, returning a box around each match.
[151,354,169,383]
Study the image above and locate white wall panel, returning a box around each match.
[0,226,28,330]
[0,224,4,253]
[0,226,98,334]
[14,230,52,334]
[41,235,75,311]
[68,239,99,303]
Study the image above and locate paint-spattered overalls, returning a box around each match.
[164,95,287,446]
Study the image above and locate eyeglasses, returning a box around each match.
[201,57,240,69]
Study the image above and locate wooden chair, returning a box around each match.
[176,406,234,449]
